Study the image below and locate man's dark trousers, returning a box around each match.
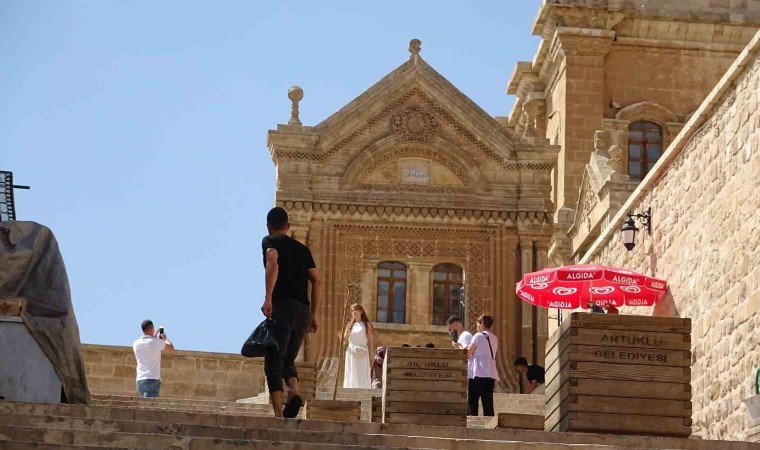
[264,298,312,394]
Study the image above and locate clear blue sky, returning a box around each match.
[1,1,540,353]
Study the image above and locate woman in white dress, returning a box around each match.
[342,303,374,389]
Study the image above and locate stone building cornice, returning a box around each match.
[278,199,552,227]
[506,1,760,133]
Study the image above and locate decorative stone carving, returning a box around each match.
[522,97,544,139]
[593,130,609,156]
[392,108,439,143]
[608,145,624,173]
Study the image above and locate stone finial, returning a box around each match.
[409,39,422,58]
[522,98,543,139]
[288,86,304,125]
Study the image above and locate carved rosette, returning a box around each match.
[392,108,439,142]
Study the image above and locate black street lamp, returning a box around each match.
[621,207,652,251]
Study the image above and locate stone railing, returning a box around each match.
[83,344,264,401]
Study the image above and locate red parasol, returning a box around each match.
[515,264,667,309]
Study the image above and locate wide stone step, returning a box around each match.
[0,401,756,450]
[0,424,428,450]
[0,420,655,450]
[0,443,131,450]
[93,394,270,409]
[92,398,276,415]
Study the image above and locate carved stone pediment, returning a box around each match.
[268,46,558,217]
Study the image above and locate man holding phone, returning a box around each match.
[446,316,472,351]
[132,319,174,398]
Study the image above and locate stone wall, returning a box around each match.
[578,32,760,441]
[83,344,264,401]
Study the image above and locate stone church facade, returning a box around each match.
[267,45,557,392]
[267,0,760,437]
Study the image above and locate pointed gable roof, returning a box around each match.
[305,47,521,162]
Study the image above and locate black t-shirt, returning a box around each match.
[261,234,316,305]
[527,364,545,384]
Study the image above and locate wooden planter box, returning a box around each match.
[545,313,692,438]
[304,399,361,422]
[497,413,544,430]
[382,347,468,427]
[371,396,382,423]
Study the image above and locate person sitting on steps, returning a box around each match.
[514,357,545,395]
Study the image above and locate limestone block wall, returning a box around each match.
[578,32,760,441]
[83,344,264,401]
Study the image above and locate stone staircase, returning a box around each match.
[240,388,545,424]
[0,396,758,449]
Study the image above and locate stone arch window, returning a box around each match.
[628,121,663,181]
[376,261,407,324]
[432,263,464,325]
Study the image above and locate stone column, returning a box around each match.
[303,221,321,363]
[361,261,377,320]
[553,28,614,219]
[500,233,521,392]
[519,238,535,369]
[407,262,435,325]
[534,241,551,367]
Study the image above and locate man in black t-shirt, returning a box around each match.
[261,207,321,418]
[514,357,545,395]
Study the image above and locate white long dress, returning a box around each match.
[343,322,371,389]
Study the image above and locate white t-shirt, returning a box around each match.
[457,331,474,379]
[133,335,167,381]
[470,331,499,380]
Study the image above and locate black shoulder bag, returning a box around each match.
[241,318,279,357]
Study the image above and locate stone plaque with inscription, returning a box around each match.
[399,158,431,185]
[382,347,468,426]
[544,313,692,438]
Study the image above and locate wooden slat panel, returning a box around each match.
[385,413,467,426]
[548,361,690,386]
[306,400,361,410]
[384,379,467,392]
[385,368,468,382]
[384,401,467,415]
[497,413,544,430]
[305,412,361,421]
[553,328,691,352]
[564,313,691,334]
[386,357,468,370]
[544,400,564,432]
[559,412,692,437]
[385,347,467,359]
[384,390,467,403]
[545,378,691,414]
[550,344,690,369]
[553,394,691,418]
[304,399,361,421]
